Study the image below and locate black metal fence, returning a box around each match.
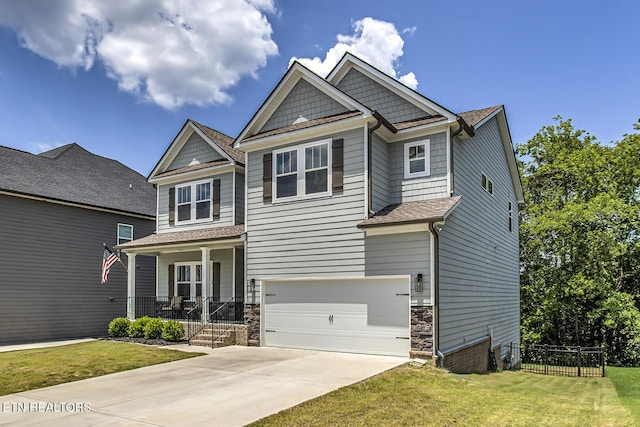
[508,343,605,377]
[186,296,244,344]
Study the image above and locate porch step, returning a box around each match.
[189,326,235,348]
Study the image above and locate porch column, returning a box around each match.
[201,247,211,321]
[126,253,136,320]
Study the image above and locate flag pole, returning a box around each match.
[103,243,129,273]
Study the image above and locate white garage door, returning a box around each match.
[263,276,410,357]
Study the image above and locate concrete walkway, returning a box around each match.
[0,338,96,353]
[0,345,407,426]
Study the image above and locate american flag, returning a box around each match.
[101,246,119,284]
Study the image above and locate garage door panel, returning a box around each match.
[263,277,410,357]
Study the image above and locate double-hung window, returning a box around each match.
[175,179,212,224]
[404,140,430,178]
[117,224,133,245]
[274,139,331,201]
[175,263,203,300]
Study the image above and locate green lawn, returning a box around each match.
[251,365,636,427]
[607,367,640,423]
[0,340,203,396]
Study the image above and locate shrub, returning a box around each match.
[128,316,152,338]
[108,317,130,338]
[144,317,164,339]
[162,320,185,342]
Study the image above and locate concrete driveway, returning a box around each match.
[0,345,406,426]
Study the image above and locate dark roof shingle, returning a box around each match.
[0,143,156,217]
[358,196,461,228]
[459,105,502,127]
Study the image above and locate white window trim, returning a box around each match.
[481,173,494,196]
[175,262,203,301]
[404,140,430,179]
[175,178,214,225]
[272,138,332,202]
[117,223,133,245]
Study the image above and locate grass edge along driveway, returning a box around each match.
[0,340,203,396]
[251,364,638,427]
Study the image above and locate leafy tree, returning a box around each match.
[518,117,640,366]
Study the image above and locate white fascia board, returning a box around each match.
[235,63,370,146]
[362,223,430,236]
[385,121,456,143]
[122,237,245,255]
[237,115,369,153]
[328,54,457,121]
[148,164,241,185]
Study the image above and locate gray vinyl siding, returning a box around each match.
[389,132,449,203]
[0,194,155,345]
[156,248,236,301]
[261,79,350,133]
[245,128,366,302]
[235,170,245,225]
[364,232,431,305]
[157,171,235,232]
[438,117,520,355]
[336,68,427,123]
[168,131,224,170]
[371,133,390,212]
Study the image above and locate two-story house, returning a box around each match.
[121,53,523,372]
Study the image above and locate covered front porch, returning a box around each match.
[118,225,246,323]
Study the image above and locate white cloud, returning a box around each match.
[290,17,418,89]
[0,0,279,109]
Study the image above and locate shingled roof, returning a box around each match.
[358,196,461,228]
[0,143,156,217]
[190,120,244,165]
[117,225,245,250]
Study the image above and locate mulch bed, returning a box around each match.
[102,337,187,346]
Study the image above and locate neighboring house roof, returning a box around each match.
[0,143,156,217]
[117,225,245,250]
[358,196,461,228]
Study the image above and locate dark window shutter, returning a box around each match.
[212,179,221,220]
[168,264,175,297]
[168,187,175,225]
[332,139,344,192]
[263,153,272,202]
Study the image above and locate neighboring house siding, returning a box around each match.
[168,132,224,170]
[336,68,426,123]
[389,132,449,203]
[261,79,350,133]
[371,133,390,212]
[0,194,155,345]
[364,232,431,305]
[438,117,520,355]
[157,171,235,232]
[245,128,366,302]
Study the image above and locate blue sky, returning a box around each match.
[0,0,638,176]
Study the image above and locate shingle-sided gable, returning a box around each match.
[167,131,225,170]
[260,79,350,133]
[336,68,427,123]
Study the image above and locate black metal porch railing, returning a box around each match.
[508,343,605,377]
[186,296,244,345]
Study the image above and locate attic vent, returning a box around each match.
[293,115,308,124]
[188,158,200,166]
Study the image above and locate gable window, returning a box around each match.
[175,179,212,224]
[273,139,331,201]
[404,140,430,178]
[117,224,133,245]
[482,173,494,195]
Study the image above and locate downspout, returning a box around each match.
[429,221,442,366]
[367,114,383,217]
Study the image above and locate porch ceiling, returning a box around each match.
[117,225,245,254]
